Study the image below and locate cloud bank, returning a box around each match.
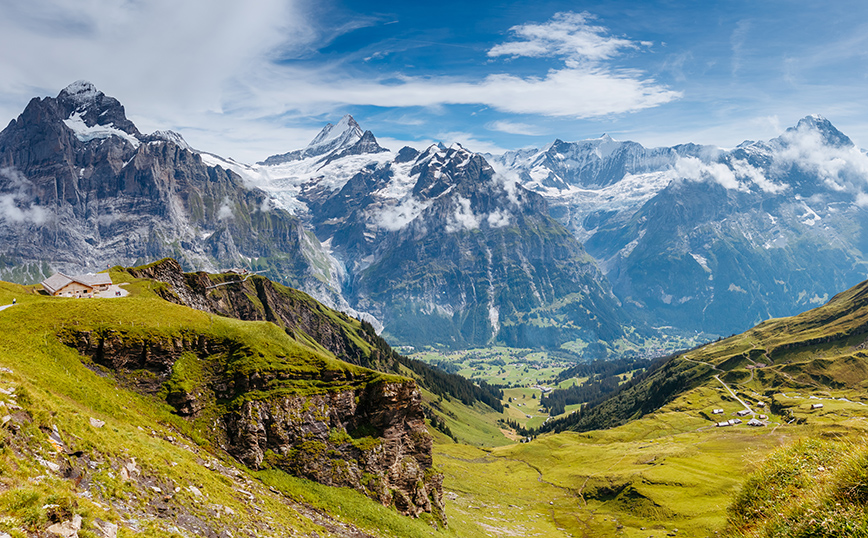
[0,4,679,162]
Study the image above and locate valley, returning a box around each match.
[2,80,868,538]
[2,261,868,537]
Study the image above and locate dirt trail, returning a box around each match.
[682,356,753,414]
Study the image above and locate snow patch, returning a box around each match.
[690,253,710,272]
[151,130,191,151]
[728,283,747,294]
[808,293,828,305]
[63,112,140,148]
[799,203,821,226]
[61,80,101,106]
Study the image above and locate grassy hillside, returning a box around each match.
[726,437,868,537]
[5,268,868,537]
[425,278,868,537]
[0,273,461,537]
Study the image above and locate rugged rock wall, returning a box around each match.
[226,382,443,518]
[62,327,445,522]
[0,82,339,300]
[128,258,372,367]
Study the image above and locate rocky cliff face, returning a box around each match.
[62,325,445,522]
[300,143,631,349]
[128,258,375,367]
[226,382,442,518]
[0,81,342,303]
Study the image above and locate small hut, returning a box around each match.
[41,273,112,297]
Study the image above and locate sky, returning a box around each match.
[2,0,868,162]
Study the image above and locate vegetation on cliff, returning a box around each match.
[0,268,454,537]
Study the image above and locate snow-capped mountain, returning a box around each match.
[215,122,635,349]
[6,81,865,351]
[309,142,630,348]
[488,136,716,242]
[492,116,868,335]
[0,81,343,305]
[257,114,387,166]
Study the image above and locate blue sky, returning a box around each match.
[2,0,868,161]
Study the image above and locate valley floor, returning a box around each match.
[430,382,868,537]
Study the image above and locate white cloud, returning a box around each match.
[0,4,678,163]
[668,118,868,201]
[0,194,49,225]
[0,167,50,224]
[494,169,523,205]
[669,155,782,193]
[487,209,512,228]
[374,198,431,231]
[0,0,311,162]
[730,20,751,76]
[672,156,742,190]
[775,121,868,193]
[264,66,678,120]
[217,198,234,220]
[488,12,638,63]
[730,158,786,193]
[487,120,544,136]
[445,196,481,233]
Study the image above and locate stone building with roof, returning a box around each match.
[41,273,112,297]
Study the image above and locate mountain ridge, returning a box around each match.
[3,80,867,355]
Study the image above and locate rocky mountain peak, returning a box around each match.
[58,80,102,107]
[146,130,192,151]
[309,114,362,147]
[258,114,369,165]
[791,114,853,148]
[54,80,141,138]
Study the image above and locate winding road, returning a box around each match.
[682,356,754,414]
[204,271,265,290]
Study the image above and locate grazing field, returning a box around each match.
[411,347,576,387]
[433,379,868,537]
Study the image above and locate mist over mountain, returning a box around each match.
[490,114,868,336]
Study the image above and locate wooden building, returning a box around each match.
[41,273,112,297]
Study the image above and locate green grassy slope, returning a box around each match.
[429,278,868,537]
[0,273,461,538]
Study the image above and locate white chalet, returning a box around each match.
[41,272,112,297]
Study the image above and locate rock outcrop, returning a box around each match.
[128,258,373,367]
[61,308,445,522]
[226,382,443,518]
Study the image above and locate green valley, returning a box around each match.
[3,263,868,537]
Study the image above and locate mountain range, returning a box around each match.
[490,115,868,336]
[2,81,868,354]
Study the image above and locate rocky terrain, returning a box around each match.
[492,116,868,336]
[55,265,445,522]
[0,81,344,308]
